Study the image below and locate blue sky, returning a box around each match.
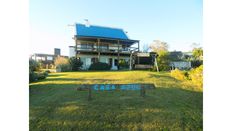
[30,0,202,56]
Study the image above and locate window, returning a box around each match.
[122,45,128,51]
[80,43,87,49]
[91,58,98,64]
[99,43,109,50]
[80,42,94,49]
[47,56,53,61]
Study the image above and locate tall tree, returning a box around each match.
[192,47,203,60]
[149,40,169,53]
[149,40,170,71]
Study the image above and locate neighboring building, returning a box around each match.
[69,23,140,70]
[30,48,68,68]
[169,51,192,70]
[170,61,191,70]
[134,52,157,69]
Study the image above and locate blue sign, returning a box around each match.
[91,84,147,91]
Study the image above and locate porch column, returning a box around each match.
[129,51,132,70]
[97,39,100,61]
[112,58,115,69]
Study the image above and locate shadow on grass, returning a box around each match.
[48,73,67,77]
[44,78,116,82]
[149,73,179,81]
[30,83,203,130]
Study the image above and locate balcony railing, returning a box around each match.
[76,46,138,53]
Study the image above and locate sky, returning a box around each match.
[30,0,202,56]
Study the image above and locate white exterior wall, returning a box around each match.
[78,54,129,70]
[170,61,191,70]
[69,46,76,58]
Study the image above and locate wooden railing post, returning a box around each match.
[140,85,145,97]
[88,85,92,101]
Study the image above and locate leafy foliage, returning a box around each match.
[170,69,188,81]
[29,59,40,72]
[119,59,129,69]
[69,57,83,71]
[189,65,203,88]
[89,62,111,70]
[170,65,203,88]
[149,40,169,53]
[192,48,203,60]
[191,48,203,68]
[191,60,203,68]
[54,56,71,72]
[156,51,170,71]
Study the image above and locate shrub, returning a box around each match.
[157,51,170,71]
[191,60,203,68]
[29,70,38,82]
[37,73,46,80]
[44,70,50,73]
[119,59,129,69]
[43,71,49,77]
[54,56,71,72]
[170,69,187,81]
[69,57,83,71]
[29,59,40,72]
[89,62,111,70]
[189,65,203,88]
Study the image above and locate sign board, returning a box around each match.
[77,84,155,91]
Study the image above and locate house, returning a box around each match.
[30,48,68,68]
[169,51,192,70]
[69,23,140,70]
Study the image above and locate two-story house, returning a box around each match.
[69,23,140,70]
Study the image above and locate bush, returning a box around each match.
[119,59,129,69]
[54,56,71,72]
[157,51,170,71]
[37,73,46,80]
[69,57,83,71]
[44,70,50,73]
[191,60,203,68]
[89,62,111,70]
[170,69,187,80]
[29,59,40,72]
[29,71,38,82]
[189,65,203,88]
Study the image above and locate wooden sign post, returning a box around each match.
[88,85,92,101]
[140,85,145,97]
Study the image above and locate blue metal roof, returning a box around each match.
[76,24,129,40]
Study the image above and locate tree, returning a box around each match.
[192,47,203,60]
[54,56,71,72]
[190,47,203,68]
[156,51,170,71]
[149,40,170,71]
[69,57,83,71]
[149,40,169,53]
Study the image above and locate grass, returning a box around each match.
[30,71,203,130]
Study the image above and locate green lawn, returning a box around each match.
[29,71,203,130]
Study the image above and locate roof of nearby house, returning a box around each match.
[75,23,133,40]
[169,51,183,61]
